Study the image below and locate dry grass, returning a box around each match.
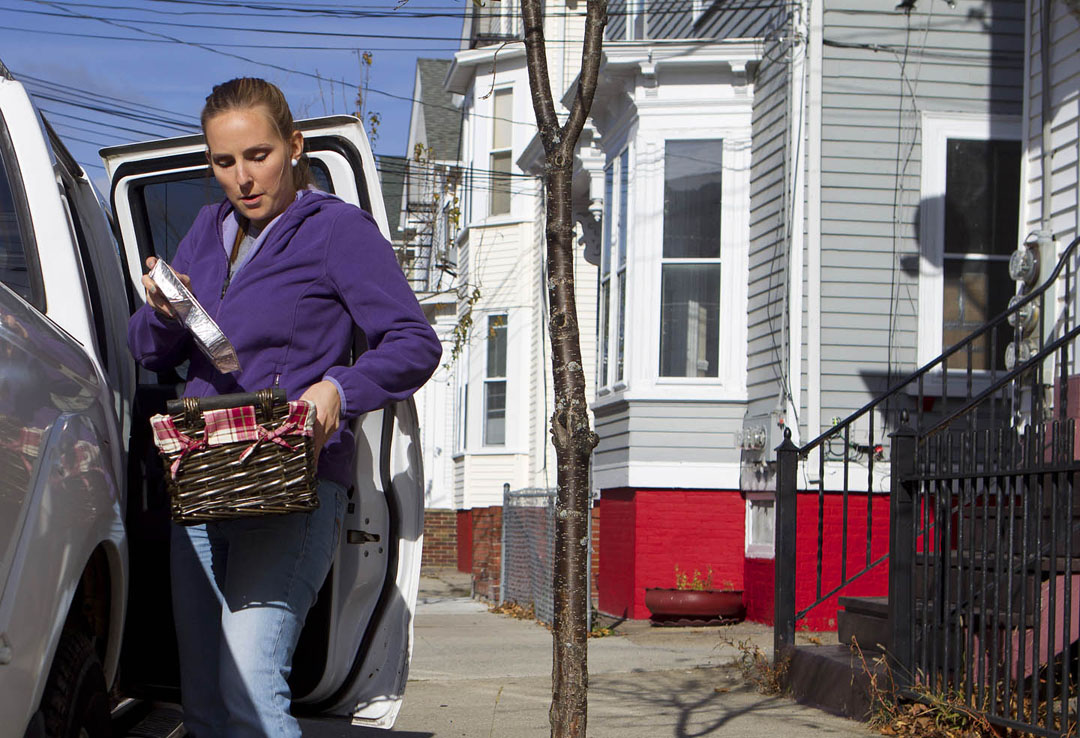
[724,637,789,696]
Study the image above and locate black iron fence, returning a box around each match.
[775,234,1080,735]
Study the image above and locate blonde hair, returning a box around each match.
[201,77,312,190]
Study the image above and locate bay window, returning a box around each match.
[598,148,629,389]
[489,89,512,216]
[484,314,507,445]
[659,140,724,378]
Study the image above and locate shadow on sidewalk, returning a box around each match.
[299,717,434,737]
[588,666,836,738]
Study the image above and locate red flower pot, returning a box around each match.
[644,588,745,624]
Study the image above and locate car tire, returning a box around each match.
[39,628,111,738]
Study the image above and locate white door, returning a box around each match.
[101,115,424,727]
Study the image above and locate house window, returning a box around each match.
[659,140,723,378]
[484,314,508,445]
[489,89,512,216]
[918,114,1021,369]
[454,348,469,454]
[598,148,629,389]
[942,139,1020,370]
[745,495,775,558]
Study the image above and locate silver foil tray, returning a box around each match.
[149,259,241,374]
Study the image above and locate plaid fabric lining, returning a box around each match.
[150,400,315,477]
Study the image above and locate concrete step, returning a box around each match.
[838,608,890,652]
[785,644,887,722]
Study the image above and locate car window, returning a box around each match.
[139,162,333,263]
[0,114,42,308]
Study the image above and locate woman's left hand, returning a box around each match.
[299,380,341,461]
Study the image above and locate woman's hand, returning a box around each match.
[142,256,192,319]
[299,380,342,462]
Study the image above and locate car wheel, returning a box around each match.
[40,628,111,738]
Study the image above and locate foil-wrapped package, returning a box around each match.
[148,259,241,374]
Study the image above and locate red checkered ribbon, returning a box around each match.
[151,401,315,475]
[150,414,207,478]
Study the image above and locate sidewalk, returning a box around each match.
[303,569,871,737]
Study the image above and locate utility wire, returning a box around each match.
[16,0,534,128]
[0,23,458,50]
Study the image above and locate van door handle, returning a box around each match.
[346,530,380,544]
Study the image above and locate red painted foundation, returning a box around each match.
[596,487,891,630]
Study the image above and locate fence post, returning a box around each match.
[774,427,799,662]
[500,482,509,606]
[888,414,916,690]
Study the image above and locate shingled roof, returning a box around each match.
[377,153,406,243]
[417,58,462,161]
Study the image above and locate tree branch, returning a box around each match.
[561,0,608,158]
[520,0,560,142]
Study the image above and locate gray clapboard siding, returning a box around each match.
[805,0,1024,437]
[1023,0,1079,247]
[593,399,745,470]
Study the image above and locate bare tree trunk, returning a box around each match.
[517,0,607,736]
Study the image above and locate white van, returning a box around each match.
[0,62,424,738]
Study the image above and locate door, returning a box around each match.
[101,115,425,727]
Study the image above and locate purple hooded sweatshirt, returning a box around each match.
[127,190,442,489]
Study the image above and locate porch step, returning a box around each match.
[837,596,889,652]
[785,644,886,722]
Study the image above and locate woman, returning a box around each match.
[127,78,441,737]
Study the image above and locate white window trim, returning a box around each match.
[917,112,1022,369]
[483,313,508,447]
[745,492,775,559]
[598,146,630,392]
[635,133,750,399]
[488,87,514,217]
[454,344,470,456]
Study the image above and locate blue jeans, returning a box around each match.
[170,479,346,738]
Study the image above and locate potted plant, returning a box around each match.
[644,566,745,625]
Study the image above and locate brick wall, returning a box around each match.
[470,506,502,602]
[456,510,473,573]
[421,509,458,569]
[597,488,746,620]
[452,504,603,605]
[595,487,891,627]
[597,491,636,618]
[744,556,775,624]
[793,490,889,631]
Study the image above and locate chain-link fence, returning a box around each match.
[500,486,591,626]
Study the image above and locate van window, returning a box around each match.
[139,163,333,263]
[0,119,41,307]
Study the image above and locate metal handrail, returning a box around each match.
[799,234,1080,455]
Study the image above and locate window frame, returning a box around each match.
[597,147,630,392]
[658,138,724,381]
[488,87,513,217]
[0,110,45,311]
[745,492,775,559]
[917,113,1022,370]
[483,313,508,447]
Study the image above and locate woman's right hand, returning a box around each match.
[142,256,192,320]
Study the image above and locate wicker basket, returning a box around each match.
[152,389,318,525]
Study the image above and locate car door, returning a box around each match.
[101,115,425,728]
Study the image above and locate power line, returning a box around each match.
[16,0,530,127]
[0,23,458,50]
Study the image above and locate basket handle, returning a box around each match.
[167,389,288,420]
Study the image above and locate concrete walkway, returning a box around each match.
[302,569,871,737]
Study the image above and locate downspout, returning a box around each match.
[784,2,809,444]
[1040,0,1053,232]
[807,0,823,475]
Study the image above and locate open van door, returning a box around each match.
[100,115,424,728]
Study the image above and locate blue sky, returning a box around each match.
[0,0,466,189]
